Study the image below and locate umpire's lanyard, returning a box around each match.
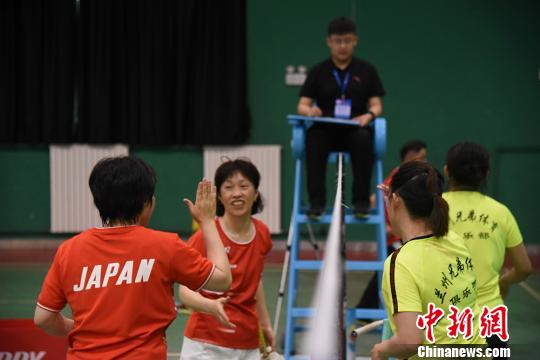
[332,69,350,99]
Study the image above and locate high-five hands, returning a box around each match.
[184,179,217,225]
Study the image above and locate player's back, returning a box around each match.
[444,191,523,307]
[38,225,214,359]
[382,231,485,354]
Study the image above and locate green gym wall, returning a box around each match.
[1,0,538,243]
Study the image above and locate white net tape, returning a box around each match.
[302,154,344,360]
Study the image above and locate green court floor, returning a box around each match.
[1,264,538,359]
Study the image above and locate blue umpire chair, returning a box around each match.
[281,115,389,359]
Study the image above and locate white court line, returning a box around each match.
[519,281,540,302]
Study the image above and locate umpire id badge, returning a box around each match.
[334,98,352,119]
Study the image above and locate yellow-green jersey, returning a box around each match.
[443,191,523,308]
[382,231,485,358]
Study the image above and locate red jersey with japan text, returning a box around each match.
[183,217,272,349]
[37,225,215,360]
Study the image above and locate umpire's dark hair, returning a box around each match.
[400,140,427,162]
[390,161,449,237]
[214,158,264,217]
[89,156,156,225]
[446,142,490,190]
[328,16,356,36]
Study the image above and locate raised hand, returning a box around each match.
[183,179,217,225]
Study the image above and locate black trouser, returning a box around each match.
[355,270,380,310]
[487,335,509,360]
[355,245,396,311]
[305,124,374,208]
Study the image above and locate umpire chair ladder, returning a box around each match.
[282,115,388,359]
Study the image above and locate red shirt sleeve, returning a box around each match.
[187,229,207,256]
[37,246,67,312]
[171,234,214,291]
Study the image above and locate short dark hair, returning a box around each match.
[328,17,356,36]
[400,140,427,161]
[446,142,490,190]
[89,156,156,225]
[214,158,264,217]
[390,161,449,237]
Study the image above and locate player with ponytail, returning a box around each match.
[444,142,532,358]
[371,161,485,360]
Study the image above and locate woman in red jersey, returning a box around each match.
[180,158,275,360]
